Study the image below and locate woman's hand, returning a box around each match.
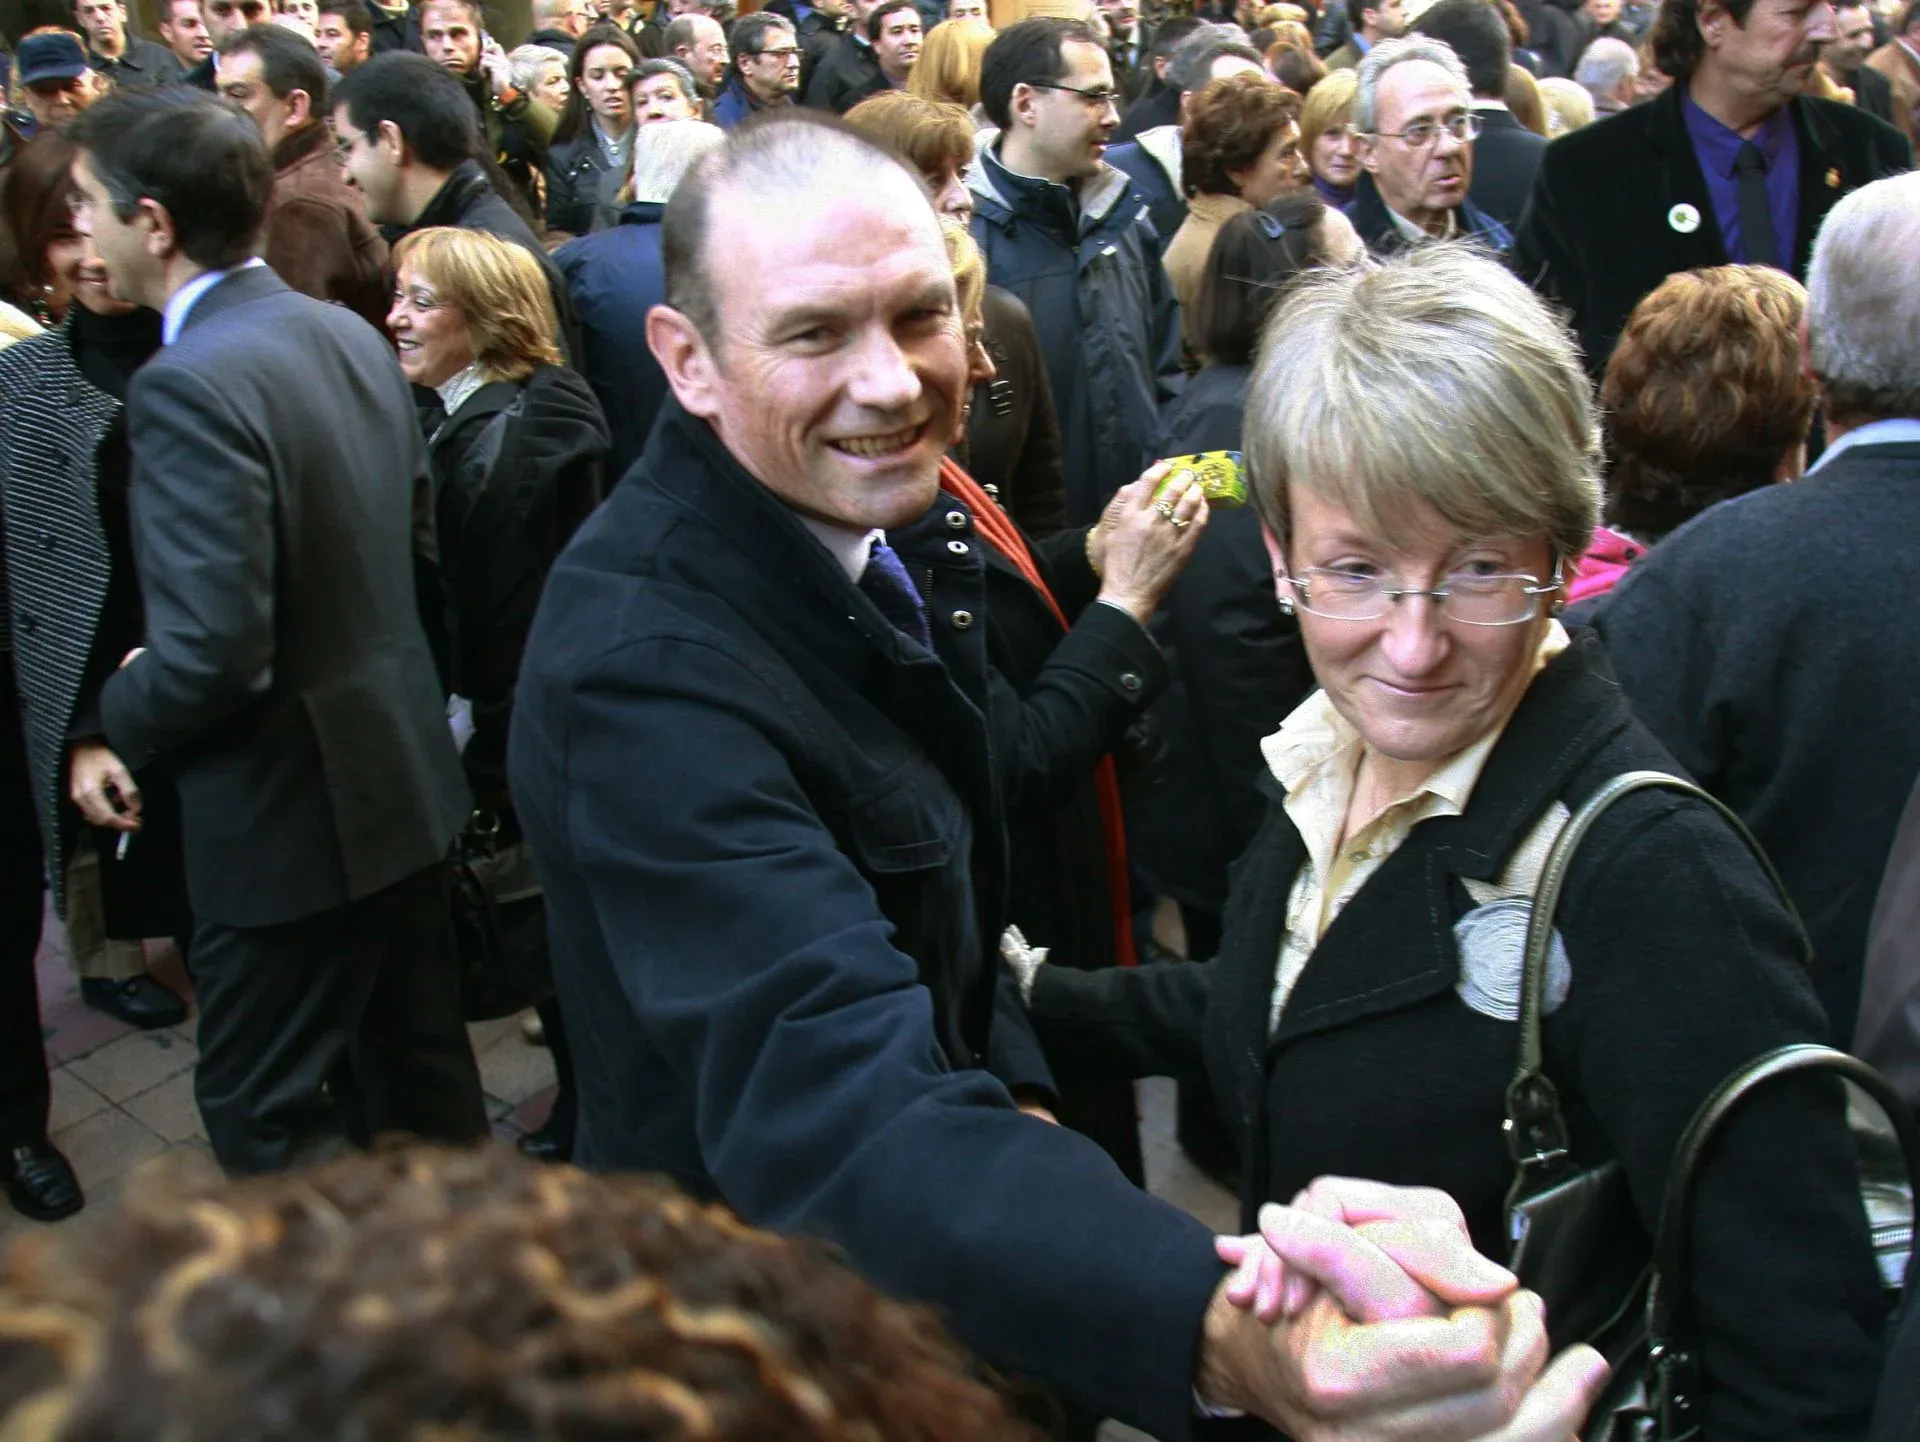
[1086,462,1210,625]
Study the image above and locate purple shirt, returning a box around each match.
[1680,90,1800,269]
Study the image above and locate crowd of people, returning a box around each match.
[0,0,1917,1433]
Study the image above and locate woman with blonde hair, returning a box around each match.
[388,227,610,1165]
[907,17,995,113]
[1537,74,1594,136]
[1297,66,1359,208]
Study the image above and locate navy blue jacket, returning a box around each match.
[1107,127,1186,254]
[554,202,668,481]
[508,401,1225,1438]
[968,146,1181,525]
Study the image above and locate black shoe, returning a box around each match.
[516,1125,573,1164]
[5,1143,83,1222]
[81,975,187,1030]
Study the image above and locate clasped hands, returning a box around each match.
[1197,1177,1610,1441]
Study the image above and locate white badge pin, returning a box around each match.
[1668,203,1702,235]
[1452,898,1571,1022]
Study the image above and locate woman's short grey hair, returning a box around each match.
[507,43,568,96]
[1351,34,1470,134]
[1807,171,1920,425]
[1574,36,1638,96]
[632,56,699,101]
[629,118,726,204]
[1245,244,1602,560]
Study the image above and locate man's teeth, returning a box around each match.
[835,427,918,458]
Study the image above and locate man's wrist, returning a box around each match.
[1093,592,1154,627]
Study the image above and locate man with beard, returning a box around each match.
[1345,37,1514,256]
[1516,0,1909,376]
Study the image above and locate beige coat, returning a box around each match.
[1865,38,1920,146]
[1162,191,1250,363]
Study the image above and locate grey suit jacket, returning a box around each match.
[101,265,467,927]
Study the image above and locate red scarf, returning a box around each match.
[939,456,1137,967]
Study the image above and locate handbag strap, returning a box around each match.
[1640,1044,1920,1440]
[1504,770,1809,1174]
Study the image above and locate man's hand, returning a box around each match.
[480,33,514,99]
[1085,461,1208,621]
[70,741,141,832]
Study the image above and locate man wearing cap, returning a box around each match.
[10,32,109,136]
[75,0,187,85]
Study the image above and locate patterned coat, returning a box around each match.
[0,321,117,915]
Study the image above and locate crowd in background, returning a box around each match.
[0,0,1916,1435]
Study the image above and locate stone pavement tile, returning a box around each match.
[65,1029,197,1105]
[121,1072,208,1144]
[41,994,134,1066]
[51,1107,168,1192]
[47,1067,113,1133]
[475,1027,557,1109]
[468,1011,531,1054]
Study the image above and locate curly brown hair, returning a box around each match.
[1601,265,1815,541]
[0,1145,1042,1442]
[1182,71,1302,200]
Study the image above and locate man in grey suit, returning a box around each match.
[67,87,488,1175]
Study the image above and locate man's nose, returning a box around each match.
[846,329,924,411]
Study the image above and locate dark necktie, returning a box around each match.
[1733,140,1779,269]
[858,539,932,650]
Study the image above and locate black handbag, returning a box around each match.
[448,810,554,1022]
[1500,770,1918,1439]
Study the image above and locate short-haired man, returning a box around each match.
[332,50,576,352]
[510,109,1604,1442]
[10,31,108,134]
[1515,0,1911,377]
[528,0,595,58]
[1823,0,1895,122]
[217,24,387,325]
[713,11,800,125]
[77,0,186,85]
[1098,0,1154,96]
[1346,35,1510,255]
[1413,0,1543,230]
[632,55,701,119]
[666,11,730,94]
[803,0,890,110]
[869,0,921,87]
[1865,0,1920,143]
[192,0,272,84]
[1593,170,1920,1047]
[1109,11,1201,139]
[314,0,372,70]
[1574,34,1640,110]
[969,17,1179,522]
[157,0,214,70]
[67,87,486,1175]
[417,0,560,206]
[1325,0,1405,69]
[1107,24,1262,245]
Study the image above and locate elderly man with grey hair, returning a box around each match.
[1344,33,1514,256]
[1574,35,1638,113]
[1594,170,1920,1047]
[512,107,1610,1442]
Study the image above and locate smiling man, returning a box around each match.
[1345,36,1514,256]
[506,108,1600,1442]
[1516,0,1910,376]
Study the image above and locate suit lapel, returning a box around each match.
[1645,84,1733,267]
[1790,98,1848,274]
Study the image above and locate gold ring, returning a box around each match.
[1154,498,1179,523]
[1169,515,1191,531]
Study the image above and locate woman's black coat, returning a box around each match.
[965,286,1069,540]
[1033,631,1886,1441]
[425,364,610,809]
[544,129,617,238]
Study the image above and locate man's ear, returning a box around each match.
[1010,79,1040,130]
[137,196,178,261]
[285,85,313,128]
[647,303,725,420]
[376,116,406,165]
[1697,0,1727,45]
[1358,132,1381,175]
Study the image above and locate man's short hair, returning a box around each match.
[661,111,929,346]
[220,21,329,110]
[1573,35,1637,95]
[1164,24,1263,96]
[1346,0,1383,33]
[159,0,202,24]
[317,0,372,36]
[633,54,699,97]
[1649,0,1759,78]
[664,12,708,50]
[867,0,917,41]
[333,50,480,170]
[730,9,791,64]
[419,0,484,26]
[1149,13,1203,61]
[1351,33,1469,133]
[978,16,1100,130]
[69,86,272,271]
[1807,171,1920,425]
[1410,0,1508,99]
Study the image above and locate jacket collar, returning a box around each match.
[968,141,1136,234]
[1134,122,1182,189]
[174,263,289,338]
[616,199,668,226]
[270,118,332,176]
[413,159,492,231]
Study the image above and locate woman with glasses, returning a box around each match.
[1016,246,1885,1440]
[543,24,642,238]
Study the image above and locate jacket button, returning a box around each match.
[947,539,969,555]
[950,609,974,630]
[1119,671,1143,693]
[945,510,968,531]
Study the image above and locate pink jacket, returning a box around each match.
[1568,527,1645,605]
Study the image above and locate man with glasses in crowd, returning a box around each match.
[967,16,1178,524]
[713,11,801,125]
[1344,35,1513,257]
